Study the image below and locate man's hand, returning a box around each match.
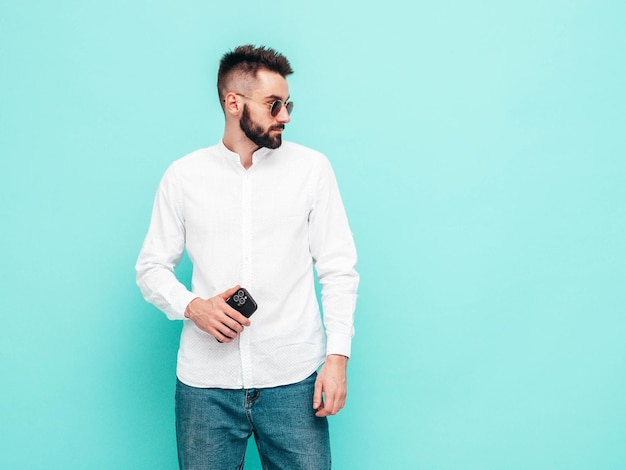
[184,285,251,342]
[313,354,348,417]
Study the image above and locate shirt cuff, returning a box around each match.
[170,290,201,321]
[326,333,352,358]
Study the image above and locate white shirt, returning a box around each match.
[136,141,359,389]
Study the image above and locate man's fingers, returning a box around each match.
[322,386,339,416]
[219,285,251,327]
[217,326,237,341]
[220,284,241,300]
[314,380,346,417]
[313,377,323,410]
[220,310,247,331]
[223,307,250,327]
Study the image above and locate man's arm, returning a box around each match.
[308,156,359,416]
[136,164,198,320]
[136,165,251,340]
[309,157,359,356]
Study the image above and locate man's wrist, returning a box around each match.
[326,354,349,364]
[184,297,201,319]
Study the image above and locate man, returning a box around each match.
[136,45,358,469]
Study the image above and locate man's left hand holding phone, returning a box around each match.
[184,285,256,343]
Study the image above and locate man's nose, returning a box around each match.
[276,104,291,123]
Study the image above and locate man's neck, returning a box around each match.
[222,131,259,170]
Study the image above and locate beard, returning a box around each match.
[240,105,284,149]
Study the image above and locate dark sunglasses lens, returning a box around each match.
[270,101,282,117]
[270,100,294,117]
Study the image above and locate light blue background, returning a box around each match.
[1,1,625,468]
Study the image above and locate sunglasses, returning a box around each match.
[235,93,294,117]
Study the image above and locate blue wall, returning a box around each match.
[2,1,625,468]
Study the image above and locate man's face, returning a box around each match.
[238,70,291,149]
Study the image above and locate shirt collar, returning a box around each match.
[218,140,273,167]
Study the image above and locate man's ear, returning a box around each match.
[223,92,242,116]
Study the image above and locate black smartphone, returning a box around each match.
[226,287,258,318]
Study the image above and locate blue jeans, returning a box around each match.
[175,373,331,469]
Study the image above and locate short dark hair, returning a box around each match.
[217,45,293,103]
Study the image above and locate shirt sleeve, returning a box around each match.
[308,157,359,357]
[135,164,197,320]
